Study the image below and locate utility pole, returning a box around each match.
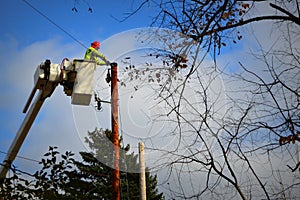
[111,63,120,200]
[139,142,147,200]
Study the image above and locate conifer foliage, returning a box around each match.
[0,129,164,200]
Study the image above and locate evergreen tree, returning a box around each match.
[74,128,164,200]
[0,129,164,200]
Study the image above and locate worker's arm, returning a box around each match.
[94,57,108,65]
[91,48,109,65]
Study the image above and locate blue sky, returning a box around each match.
[1,0,153,46]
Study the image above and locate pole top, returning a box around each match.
[110,62,118,67]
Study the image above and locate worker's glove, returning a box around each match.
[105,60,111,66]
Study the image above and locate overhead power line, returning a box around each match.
[0,163,35,177]
[22,0,88,49]
[0,150,39,163]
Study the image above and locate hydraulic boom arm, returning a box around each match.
[0,59,96,180]
[0,90,47,178]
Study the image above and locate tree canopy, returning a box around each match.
[0,129,164,200]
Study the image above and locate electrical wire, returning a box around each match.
[0,163,35,177]
[21,0,88,49]
[0,150,39,163]
[0,151,110,177]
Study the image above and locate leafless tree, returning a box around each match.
[118,1,300,199]
[122,0,300,58]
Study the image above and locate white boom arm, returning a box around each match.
[0,59,96,179]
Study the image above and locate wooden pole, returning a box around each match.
[111,63,120,200]
[139,142,147,200]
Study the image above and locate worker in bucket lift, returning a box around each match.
[84,41,110,65]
